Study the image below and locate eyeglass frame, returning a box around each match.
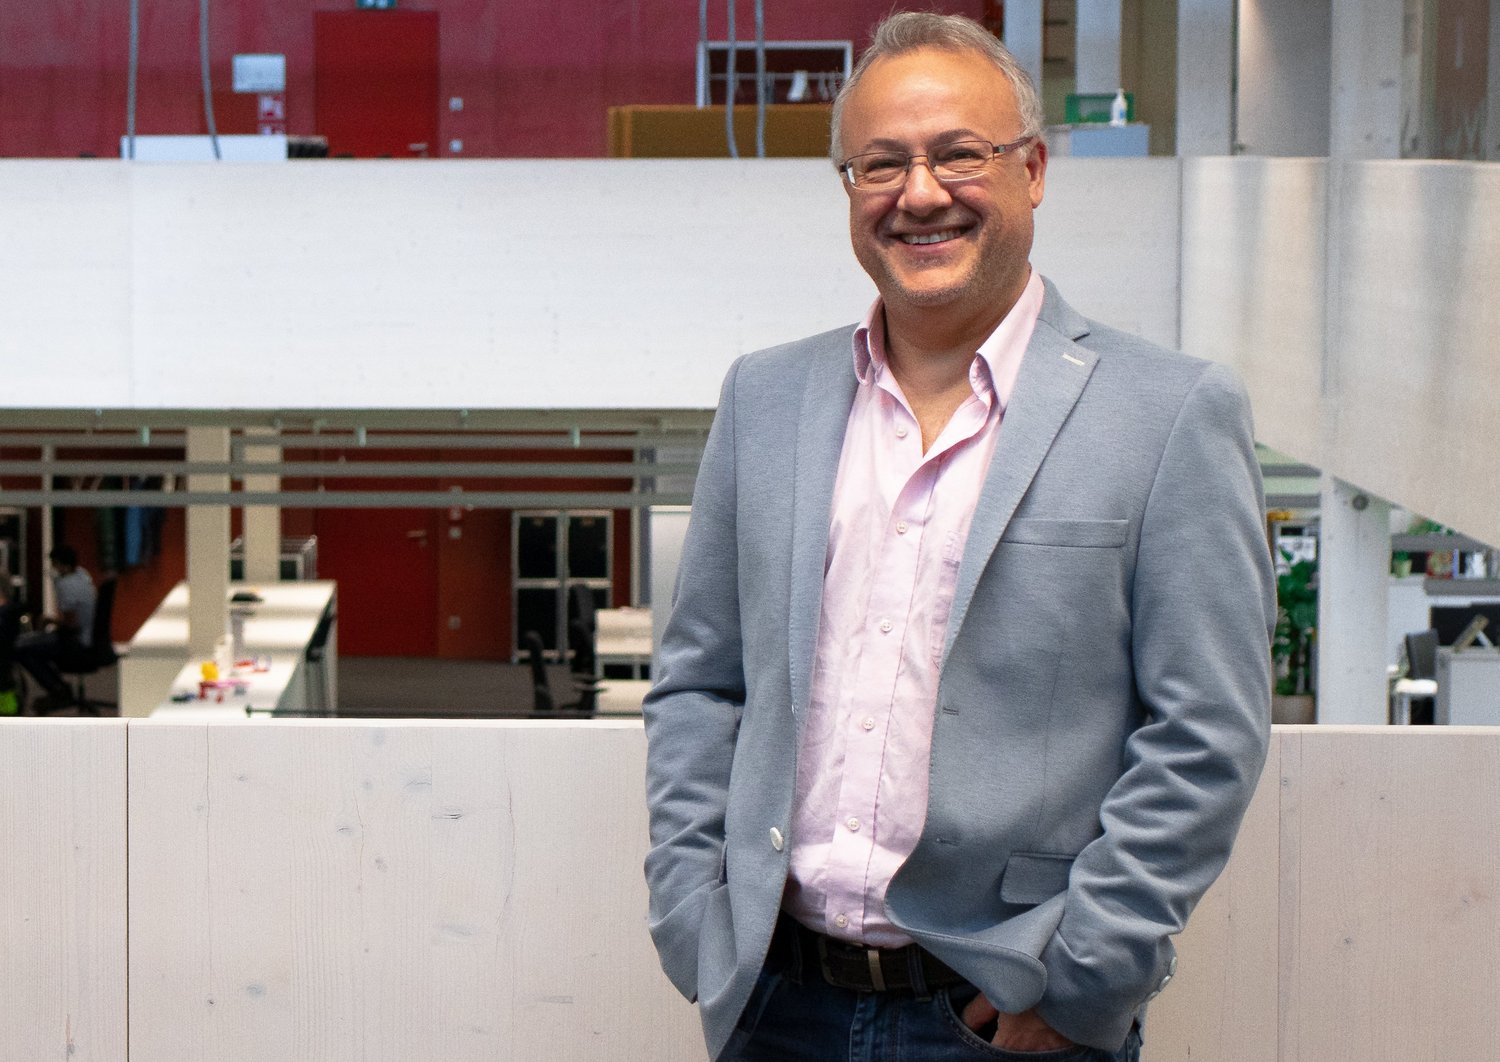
[837,135,1037,191]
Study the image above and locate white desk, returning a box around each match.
[596,606,652,678]
[121,581,336,718]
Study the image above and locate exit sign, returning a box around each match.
[356,0,396,8]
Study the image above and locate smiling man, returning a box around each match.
[644,12,1275,1062]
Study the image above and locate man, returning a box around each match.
[644,12,1274,1062]
[15,544,98,712]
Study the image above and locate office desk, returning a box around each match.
[120,581,336,717]
[1435,647,1500,725]
[596,606,652,678]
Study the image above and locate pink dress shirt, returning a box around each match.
[783,270,1045,946]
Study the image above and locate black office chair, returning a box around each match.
[1392,628,1439,725]
[522,626,599,717]
[523,631,556,713]
[58,577,119,716]
[566,584,601,715]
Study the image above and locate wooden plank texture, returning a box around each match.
[1144,735,1281,1062]
[1287,727,1500,1061]
[127,719,704,1062]
[0,719,127,1062]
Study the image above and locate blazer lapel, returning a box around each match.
[941,285,1098,664]
[787,335,859,719]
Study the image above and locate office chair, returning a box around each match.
[522,627,600,717]
[522,631,557,713]
[1392,628,1439,725]
[566,584,601,715]
[58,577,120,716]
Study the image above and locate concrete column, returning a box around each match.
[242,426,281,583]
[1076,0,1124,95]
[1329,0,1403,158]
[647,506,691,664]
[1315,476,1393,724]
[186,427,231,659]
[1236,0,1332,156]
[1177,0,1236,154]
[1004,0,1045,97]
[40,445,56,617]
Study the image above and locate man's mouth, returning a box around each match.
[898,228,964,246]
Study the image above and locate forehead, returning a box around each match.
[840,46,1017,147]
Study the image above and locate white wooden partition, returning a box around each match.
[0,720,127,1062]
[4,722,1500,1060]
[127,720,702,1062]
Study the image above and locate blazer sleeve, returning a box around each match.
[1036,362,1276,1047]
[641,357,749,1002]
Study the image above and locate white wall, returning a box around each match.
[0,158,1181,411]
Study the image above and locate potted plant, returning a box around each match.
[1272,551,1317,724]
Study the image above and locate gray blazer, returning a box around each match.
[643,280,1275,1058]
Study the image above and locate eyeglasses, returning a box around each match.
[838,136,1035,191]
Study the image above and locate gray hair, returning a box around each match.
[829,11,1045,165]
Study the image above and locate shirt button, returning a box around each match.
[895,426,908,439]
[769,827,784,851]
[834,913,849,929]
[878,619,893,633]
[846,817,860,832]
[895,520,909,534]
[861,717,875,731]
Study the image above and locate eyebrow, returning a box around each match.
[857,129,989,152]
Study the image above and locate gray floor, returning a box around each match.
[336,656,588,717]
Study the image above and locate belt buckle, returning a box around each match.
[817,935,888,992]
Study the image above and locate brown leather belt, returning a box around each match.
[772,915,967,995]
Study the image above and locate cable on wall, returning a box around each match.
[199,0,222,159]
[724,0,739,158]
[753,0,766,158]
[126,0,140,159]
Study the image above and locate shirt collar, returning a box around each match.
[850,269,1045,410]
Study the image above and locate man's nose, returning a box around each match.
[897,157,953,214]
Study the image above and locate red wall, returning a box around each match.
[0,0,982,158]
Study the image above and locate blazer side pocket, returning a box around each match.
[1000,518,1128,549]
[999,852,1077,905]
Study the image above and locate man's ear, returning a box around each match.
[1026,139,1048,209]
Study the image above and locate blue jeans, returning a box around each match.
[722,966,1143,1062]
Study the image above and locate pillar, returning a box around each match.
[1076,0,1123,95]
[1177,0,1236,154]
[186,427,230,658]
[1004,0,1045,97]
[1315,476,1393,724]
[241,426,281,583]
[1329,0,1403,158]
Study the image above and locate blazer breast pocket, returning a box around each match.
[1000,518,1128,549]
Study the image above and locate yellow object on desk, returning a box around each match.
[200,660,219,681]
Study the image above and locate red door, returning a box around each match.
[314,11,440,158]
[315,506,439,657]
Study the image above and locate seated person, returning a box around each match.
[0,579,21,715]
[14,545,97,712]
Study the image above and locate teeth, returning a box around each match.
[901,229,961,245]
